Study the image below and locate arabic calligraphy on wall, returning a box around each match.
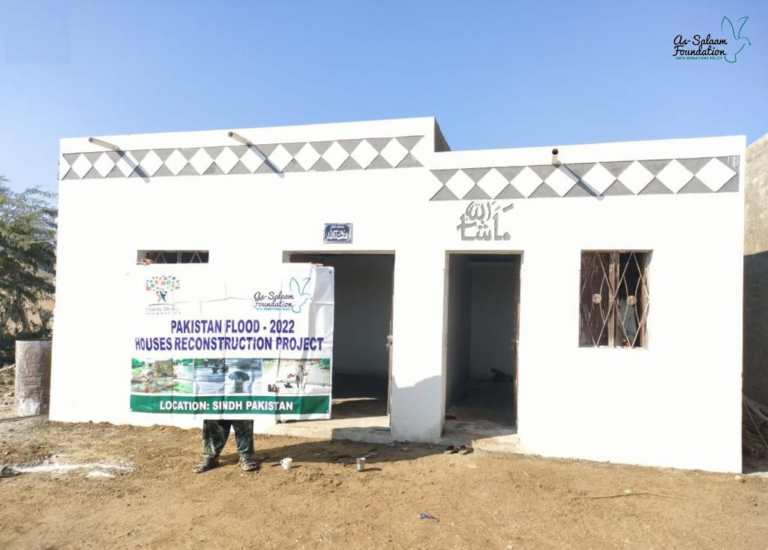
[457,201,513,241]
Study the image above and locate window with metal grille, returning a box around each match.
[579,251,650,349]
[137,251,209,264]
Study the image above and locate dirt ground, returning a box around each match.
[0,418,766,550]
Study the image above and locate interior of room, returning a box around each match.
[443,253,520,436]
[289,253,395,424]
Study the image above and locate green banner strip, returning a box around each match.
[130,394,330,415]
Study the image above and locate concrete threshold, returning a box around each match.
[441,419,524,454]
[262,415,394,445]
[257,415,528,456]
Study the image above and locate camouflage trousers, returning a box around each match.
[202,420,255,461]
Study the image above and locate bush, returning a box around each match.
[0,328,52,366]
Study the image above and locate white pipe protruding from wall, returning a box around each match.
[228,131,252,147]
[88,137,119,151]
[551,148,560,165]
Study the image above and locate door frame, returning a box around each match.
[285,250,396,419]
[441,251,522,432]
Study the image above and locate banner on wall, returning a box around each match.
[130,264,334,420]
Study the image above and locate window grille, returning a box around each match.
[138,251,209,264]
[579,251,650,348]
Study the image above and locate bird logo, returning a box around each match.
[721,16,750,63]
[289,276,312,313]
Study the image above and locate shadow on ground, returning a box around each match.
[211,436,444,471]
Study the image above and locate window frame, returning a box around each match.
[578,250,650,350]
[137,250,210,264]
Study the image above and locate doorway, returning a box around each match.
[443,253,520,433]
[289,253,394,423]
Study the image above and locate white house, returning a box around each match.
[51,117,745,472]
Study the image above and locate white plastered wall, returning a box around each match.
[52,118,745,472]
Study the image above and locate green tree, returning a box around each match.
[0,176,56,336]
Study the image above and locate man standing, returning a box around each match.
[194,419,259,473]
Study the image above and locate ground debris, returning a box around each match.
[574,489,683,500]
[0,465,20,478]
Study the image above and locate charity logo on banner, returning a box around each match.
[130,264,335,420]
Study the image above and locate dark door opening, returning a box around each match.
[444,253,520,431]
[289,253,394,422]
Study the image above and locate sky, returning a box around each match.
[0,0,766,194]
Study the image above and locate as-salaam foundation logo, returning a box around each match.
[673,16,751,63]
[253,276,312,313]
[145,275,181,315]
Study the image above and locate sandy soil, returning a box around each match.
[0,418,766,550]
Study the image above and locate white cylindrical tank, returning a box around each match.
[15,340,52,416]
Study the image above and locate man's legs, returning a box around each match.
[232,420,258,470]
[195,419,256,473]
[198,419,233,468]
